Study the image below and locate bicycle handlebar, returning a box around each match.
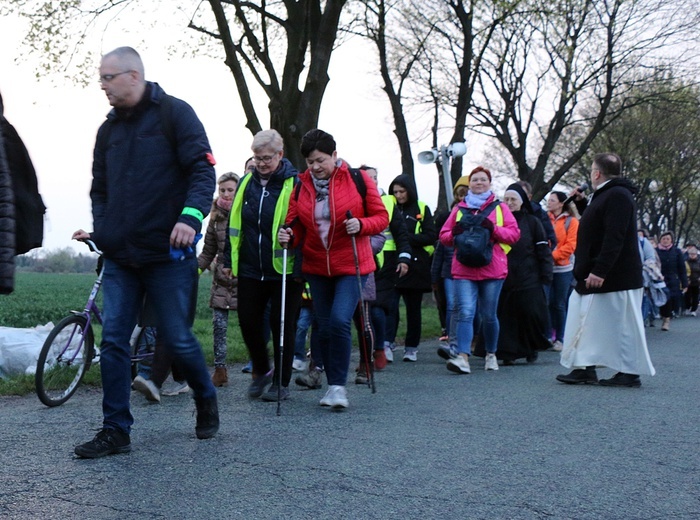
[79,239,103,256]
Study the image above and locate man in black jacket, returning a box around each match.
[556,153,655,387]
[74,47,219,458]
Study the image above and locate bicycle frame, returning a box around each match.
[52,244,102,367]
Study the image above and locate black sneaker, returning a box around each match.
[74,428,131,458]
[195,397,220,439]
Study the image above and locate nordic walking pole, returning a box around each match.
[277,231,289,416]
[346,211,376,393]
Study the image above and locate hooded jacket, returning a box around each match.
[91,82,215,265]
[573,177,643,294]
[198,200,238,310]
[388,174,436,291]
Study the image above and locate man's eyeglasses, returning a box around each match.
[254,153,280,164]
[99,70,134,83]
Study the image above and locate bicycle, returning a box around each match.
[35,239,155,407]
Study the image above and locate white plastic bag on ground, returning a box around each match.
[0,323,54,379]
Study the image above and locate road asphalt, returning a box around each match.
[1,315,699,519]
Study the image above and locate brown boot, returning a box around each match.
[212,366,228,387]
[661,318,670,331]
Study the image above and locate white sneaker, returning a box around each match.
[132,375,161,403]
[484,353,499,371]
[292,358,306,372]
[384,346,394,363]
[319,385,348,409]
[446,353,471,374]
[403,347,418,362]
[551,340,563,352]
[692,312,697,317]
[161,380,190,396]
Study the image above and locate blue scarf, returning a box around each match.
[465,190,492,210]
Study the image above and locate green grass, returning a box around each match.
[1,272,441,396]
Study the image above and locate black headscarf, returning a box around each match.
[505,183,533,214]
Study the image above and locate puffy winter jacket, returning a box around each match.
[91,82,215,265]
[0,119,14,294]
[198,201,238,310]
[286,162,388,277]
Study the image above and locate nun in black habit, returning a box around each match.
[474,183,553,364]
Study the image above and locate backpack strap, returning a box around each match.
[349,168,368,214]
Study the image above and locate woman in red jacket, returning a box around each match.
[278,129,388,409]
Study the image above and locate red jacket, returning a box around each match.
[286,162,389,277]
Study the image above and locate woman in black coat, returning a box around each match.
[475,183,553,364]
[656,231,687,331]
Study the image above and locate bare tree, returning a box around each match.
[356,0,522,211]
[351,0,433,179]
[3,0,349,167]
[590,78,700,243]
[470,0,700,201]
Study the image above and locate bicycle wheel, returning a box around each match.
[131,326,156,380]
[35,314,94,407]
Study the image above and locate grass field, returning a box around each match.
[1,272,441,396]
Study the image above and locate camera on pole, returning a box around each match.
[418,142,467,207]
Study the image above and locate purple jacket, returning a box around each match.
[439,194,520,281]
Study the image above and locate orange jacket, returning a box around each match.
[549,211,578,267]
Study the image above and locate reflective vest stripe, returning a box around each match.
[457,204,511,255]
[228,174,295,276]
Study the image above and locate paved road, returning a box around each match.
[2,317,699,519]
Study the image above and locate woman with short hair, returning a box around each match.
[278,129,388,409]
[223,129,304,401]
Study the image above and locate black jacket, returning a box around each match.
[388,174,436,292]
[503,211,553,292]
[222,158,299,280]
[657,246,688,293]
[573,178,642,294]
[91,83,215,265]
[0,109,14,294]
[375,200,412,291]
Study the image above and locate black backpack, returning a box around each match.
[454,201,500,267]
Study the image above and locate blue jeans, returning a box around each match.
[548,271,573,343]
[443,278,458,346]
[306,274,364,386]
[100,258,215,433]
[454,278,504,355]
[295,305,321,367]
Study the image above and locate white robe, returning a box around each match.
[560,288,655,376]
